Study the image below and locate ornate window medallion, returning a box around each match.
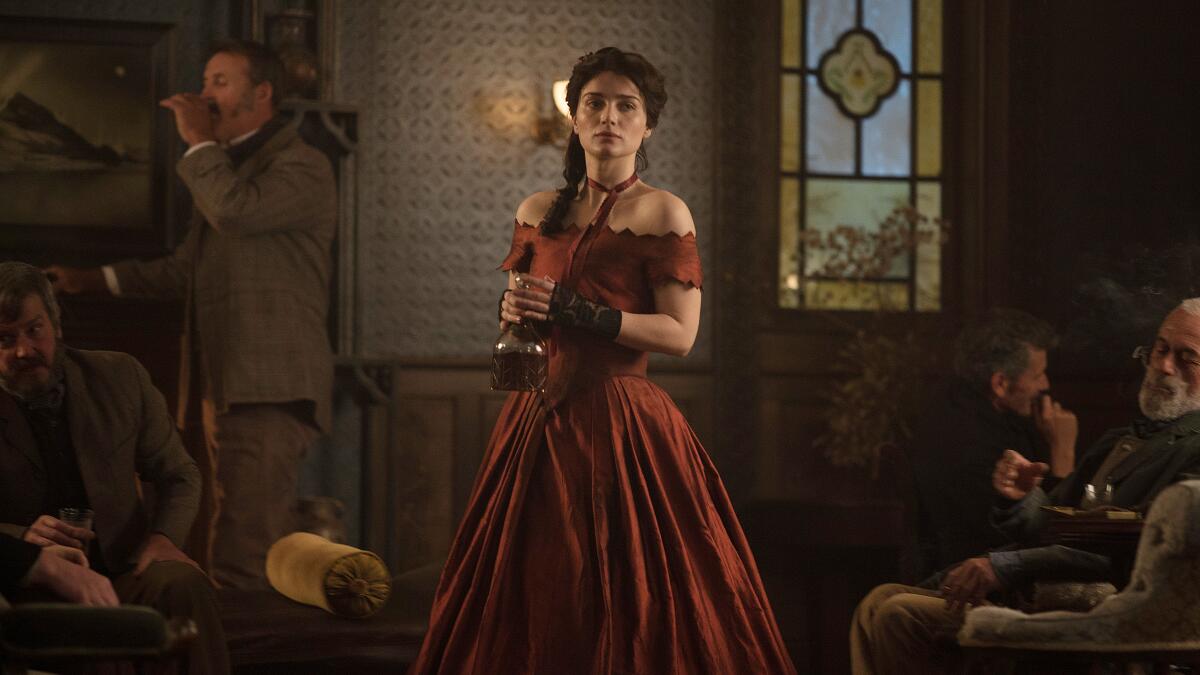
[817,28,901,119]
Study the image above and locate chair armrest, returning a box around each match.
[0,603,195,661]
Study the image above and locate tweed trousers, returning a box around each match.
[194,400,319,590]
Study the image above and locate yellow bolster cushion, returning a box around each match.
[266,532,392,618]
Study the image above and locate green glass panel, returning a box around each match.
[804,178,911,280]
[864,0,912,73]
[807,0,856,67]
[779,177,802,308]
[917,0,943,74]
[782,0,803,69]
[806,75,854,173]
[915,181,942,311]
[861,80,911,176]
[781,74,802,172]
[916,80,942,176]
[804,280,909,310]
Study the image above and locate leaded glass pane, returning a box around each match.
[804,178,911,279]
[779,177,802,308]
[916,79,941,176]
[781,74,802,172]
[804,280,909,310]
[781,0,946,312]
[915,181,942,311]
[806,75,854,174]
[861,79,911,176]
[863,0,912,73]
[807,0,855,68]
[782,0,803,68]
[917,0,943,74]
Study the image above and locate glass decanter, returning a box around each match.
[490,277,548,392]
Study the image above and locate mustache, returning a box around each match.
[13,354,48,370]
[1144,370,1185,393]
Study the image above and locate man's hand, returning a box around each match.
[43,265,108,295]
[940,557,1002,614]
[27,546,118,607]
[133,533,200,577]
[1034,394,1078,477]
[43,544,90,567]
[158,93,217,147]
[22,515,95,550]
[992,449,1049,501]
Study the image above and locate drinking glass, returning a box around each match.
[1080,482,1114,510]
[58,507,94,551]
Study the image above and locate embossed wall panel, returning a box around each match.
[335,0,715,361]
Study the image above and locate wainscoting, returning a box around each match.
[312,362,715,576]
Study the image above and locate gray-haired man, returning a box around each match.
[851,300,1200,675]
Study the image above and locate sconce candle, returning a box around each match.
[533,79,572,146]
[552,79,570,119]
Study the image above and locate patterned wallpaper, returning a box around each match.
[335,0,716,362]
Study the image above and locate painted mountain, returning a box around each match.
[0,92,139,172]
[0,91,151,227]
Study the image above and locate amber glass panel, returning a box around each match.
[779,177,802,308]
[863,0,912,73]
[806,75,855,173]
[804,178,911,279]
[862,80,911,176]
[807,0,855,67]
[804,280,909,310]
[916,80,942,176]
[782,0,802,68]
[781,74,802,172]
[915,181,942,311]
[917,0,943,74]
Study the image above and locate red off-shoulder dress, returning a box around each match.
[410,198,796,674]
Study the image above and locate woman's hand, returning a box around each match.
[499,273,554,329]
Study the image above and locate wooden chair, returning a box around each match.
[958,480,1200,673]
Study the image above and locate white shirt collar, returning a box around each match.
[226,126,261,147]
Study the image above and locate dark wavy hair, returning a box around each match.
[954,307,1058,394]
[0,261,61,332]
[539,47,668,233]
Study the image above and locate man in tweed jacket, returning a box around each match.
[0,262,227,674]
[48,40,336,589]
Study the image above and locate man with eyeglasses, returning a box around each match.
[851,299,1200,675]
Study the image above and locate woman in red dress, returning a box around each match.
[410,47,797,675]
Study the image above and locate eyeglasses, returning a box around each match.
[1133,344,1200,369]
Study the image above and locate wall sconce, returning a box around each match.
[533,79,571,146]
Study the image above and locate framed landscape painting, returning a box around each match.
[0,16,174,261]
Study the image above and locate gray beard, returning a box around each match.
[1138,370,1200,421]
[0,348,64,401]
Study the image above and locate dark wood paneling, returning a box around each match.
[58,296,184,411]
[384,365,714,573]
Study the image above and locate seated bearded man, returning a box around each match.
[849,299,1200,675]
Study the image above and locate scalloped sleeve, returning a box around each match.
[645,233,703,290]
[498,220,538,272]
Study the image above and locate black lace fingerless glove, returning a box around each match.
[548,282,622,341]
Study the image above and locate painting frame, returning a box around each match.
[0,15,175,265]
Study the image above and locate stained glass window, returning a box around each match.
[779,0,945,311]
